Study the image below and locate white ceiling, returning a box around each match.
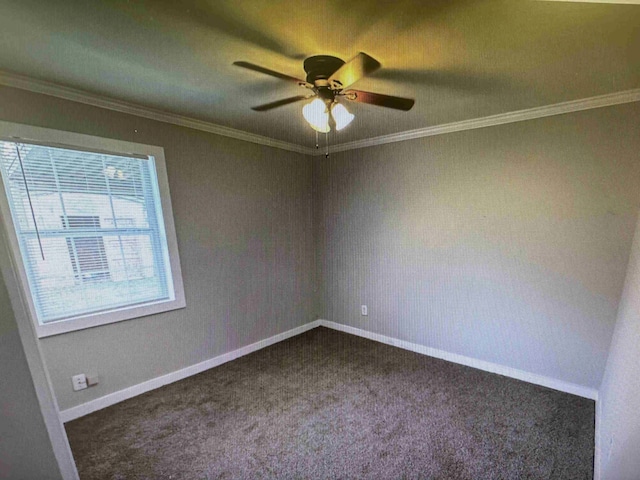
[1,0,639,148]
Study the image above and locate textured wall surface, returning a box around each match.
[598,212,640,479]
[314,102,640,390]
[0,256,62,479]
[0,86,315,411]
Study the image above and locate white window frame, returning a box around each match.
[0,121,185,338]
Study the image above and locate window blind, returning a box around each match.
[0,140,175,324]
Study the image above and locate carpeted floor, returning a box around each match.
[66,327,594,479]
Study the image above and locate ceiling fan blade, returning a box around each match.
[328,52,381,90]
[343,90,415,111]
[234,61,310,86]
[251,95,313,111]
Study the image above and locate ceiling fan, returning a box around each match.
[233,52,415,132]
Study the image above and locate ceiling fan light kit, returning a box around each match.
[331,103,355,131]
[302,98,330,133]
[234,52,415,134]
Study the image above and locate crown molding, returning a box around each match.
[537,1,640,4]
[314,88,640,155]
[0,71,313,155]
[1,70,638,157]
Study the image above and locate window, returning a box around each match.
[0,122,184,337]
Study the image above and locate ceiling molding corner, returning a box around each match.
[315,88,640,155]
[0,71,314,156]
[1,70,638,158]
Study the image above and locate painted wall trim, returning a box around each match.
[59,320,323,423]
[0,224,79,478]
[537,1,640,4]
[61,318,598,424]
[1,70,640,158]
[0,71,311,155]
[318,320,599,400]
[314,88,640,155]
[594,398,603,480]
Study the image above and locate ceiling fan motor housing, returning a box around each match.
[304,55,345,104]
[304,55,345,85]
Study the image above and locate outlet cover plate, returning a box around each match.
[72,374,87,391]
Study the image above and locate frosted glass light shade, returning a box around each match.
[331,103,355,131]
[302,98,330,133]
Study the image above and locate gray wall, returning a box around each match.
[0,263,62,479]
[598,212,640,479]
[0,86,316,411]
[314,102,640,390]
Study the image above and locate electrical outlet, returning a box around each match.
[361,305,368,316]
[72,374,87,391]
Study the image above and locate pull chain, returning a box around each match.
[16,143,45,260]
[315,130,319,150]
[325,132,329,158]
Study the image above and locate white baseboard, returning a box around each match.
[59,320,322,423]
[317,320,598,401]
[60,317,598,423]
[594,398,603,480]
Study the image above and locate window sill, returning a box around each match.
[35,296,186,338]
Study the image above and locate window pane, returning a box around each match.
[0,141,175,324]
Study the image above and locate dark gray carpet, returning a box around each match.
[66,327,594,479]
